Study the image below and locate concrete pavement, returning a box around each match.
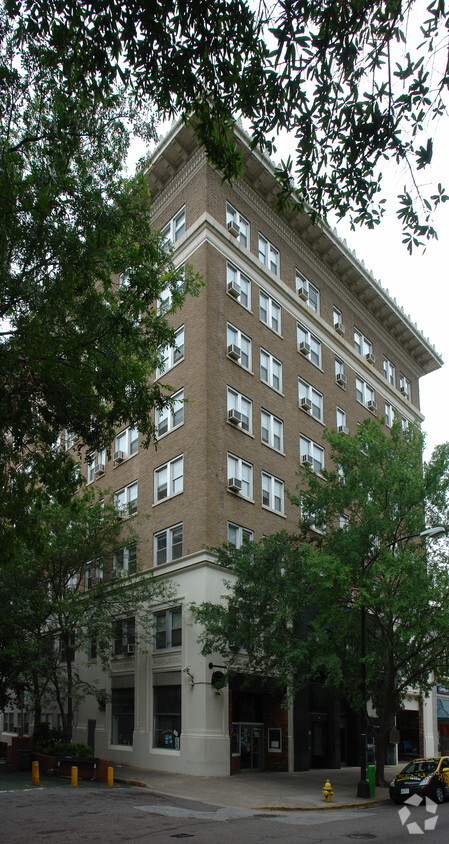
[113,763,403,810]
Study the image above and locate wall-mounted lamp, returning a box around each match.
[182,665,195,685]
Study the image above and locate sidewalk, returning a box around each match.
[113,763,403,810]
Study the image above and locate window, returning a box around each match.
[354,328,373,359]
[298,378,323,421]
[65,430,76,450]
[154,524,183,566]
[262,472,284,514]
[261,409,283,451]
[335,356,346,385]
[87,448,106,483]
[399,374,411,401]
[228,522,254,548]
[258,233,279,275]
[161,206,186,246]
[259,289,281,333]
[156,326,184,377]
[383,356,396,387]
[154,455,183,502]
[300,435,325,474]
[114,481,138,516]
[156,389,184,437]
[227,453,253,498]
[3,711,14,732]
[336,407,347,430]
[111,687,134,746]
[401,416,410,431]
[260,348,282,392]
[153,682,181,750]
[227,387,252,433]
[227,323,252,370]
[226,202,250,247]
[158,274,184,315]
[296,270,320,313]
[355,376,376,409]
[226,261,251,309]
[384,402,396,428]
[113,543,137,575]
[85,561,103,589]
[301,497,325,533]
[339,514,349,531]
[113,617,135,656]
[333,306,344,332]
[154,607,182,650]
[297,323,322,368]
[115,426,138,459]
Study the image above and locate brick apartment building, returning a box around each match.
[1,119,442,774]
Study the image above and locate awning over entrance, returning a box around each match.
[437,698,449,721]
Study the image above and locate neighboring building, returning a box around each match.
[1,120,442,773]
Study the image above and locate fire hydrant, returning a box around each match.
[322,778,334,802]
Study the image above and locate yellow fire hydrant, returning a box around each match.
[322,778,334,802]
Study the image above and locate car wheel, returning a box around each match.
[433,785,444,804]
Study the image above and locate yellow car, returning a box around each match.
[389,757,449,804]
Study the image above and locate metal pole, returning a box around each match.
[357,556,370,798]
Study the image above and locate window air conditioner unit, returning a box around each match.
[367,400,377,413]
[111,569,126,580]
[227,220,240,237]
[336,372,347,386]
[334,322,345,336]
[227,344,241,360]
[298,286,308,301]
[228,409,242,425]
[299,341,311,357]
[94,464,105,476]
[400,384,408,396]
[228,477,242,492]
[113,450,125,464]
[122,643,135,655]
[300,397,312,412]
[301,454,313,467]
[227,280,241,298]
[365,352,375,364]
[338,425,349,435]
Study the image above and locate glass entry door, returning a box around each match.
[240,724,264,770]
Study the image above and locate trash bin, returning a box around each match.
[367,764,376,798]
[17,749,32,771]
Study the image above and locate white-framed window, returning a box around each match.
[300,435,325,474]
[258,233,279,275]
[154,607,182,650]
[154,524,183,566]
[156,389,184,438]
[85,560,103,589]
[65,430,76,450]
[154,455,183,502]
[339,514,349,532]
[156,325,184,378]
[354,328,373,359]
[226,261,251,309]
[260,348,282,392]
[301,497,325,533]
[87,448,106,484]
[114,481,138,516]
[401,416,410,431]
[259,289,281,334]
[226,202,250,247]
[227,522,254,548]
[227,322,252,370]
[113,617,135,656]
[335,356,346,382]
[157,273,184,315]
[298,378,323,421]
[399,374,411,401]
[113,543,137,574]
[384,402,396,428]
[383,356,396,387]
[118,268,131,288]
[333,305,343,327]
[262,472,284,514]
[355,376,376,408]
[115,426,138,459]
[297,323,322,368]
[161,206,186,246]
[296,270,320,313]
[261,409,283,451]
[227,387,252,433]
[336,407,347,429]
[227,453,253,499]
[3,711,14,732]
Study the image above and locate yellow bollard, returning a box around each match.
[322,778,334,802]
[32,760,40,787]
[71,765,78,786]
[107,766,114,787]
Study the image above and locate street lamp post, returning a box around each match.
[356,525,445,799]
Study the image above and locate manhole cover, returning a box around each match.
[347,836,377,840]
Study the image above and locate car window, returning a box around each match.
[403,760,438,775]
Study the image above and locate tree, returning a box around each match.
[5,0,449,248]
[1,458,171,739]
[193,419,449,784]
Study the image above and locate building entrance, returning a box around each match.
[239,724,264,770]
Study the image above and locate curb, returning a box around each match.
[251,797,390,812]
[114,777,147,788]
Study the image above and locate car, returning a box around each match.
[389,756,449,805]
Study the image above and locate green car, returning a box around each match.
[389,757,449,805]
